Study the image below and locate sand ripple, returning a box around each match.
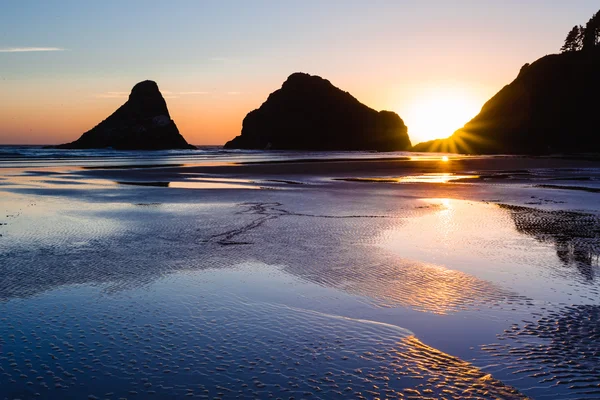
[0,275,526,399]
[481,304,600,398]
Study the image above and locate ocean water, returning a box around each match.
[1,146,599,399]
[0,145,418,168]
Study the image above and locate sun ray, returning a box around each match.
[403,87,482,145]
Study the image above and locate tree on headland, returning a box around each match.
[561,25,584,52]
[582,10,600,51]
[560,9,600,53]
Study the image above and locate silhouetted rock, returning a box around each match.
[412,49,600,154]
[58,80,194,150]
[224,73,411,151]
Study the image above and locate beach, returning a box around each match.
[1,147,599,399]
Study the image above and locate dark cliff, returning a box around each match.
[58,80,194,150]
[224,73,411,151]
[412,49,600,154]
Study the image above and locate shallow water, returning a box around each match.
[0,265,527,399]
[335,173,480,183]
[1,148,600,399]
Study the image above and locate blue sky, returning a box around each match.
[1,1,598,144]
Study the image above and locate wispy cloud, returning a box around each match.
[96,92,129,99]
[179,91,210,95]
[0,47,65,53]
[226,91,242,95]
[163,90,210,96]
[96,90,210,99]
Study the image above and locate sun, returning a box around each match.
[402,87,481,145]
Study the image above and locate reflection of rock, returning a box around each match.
[500,204,600,280]
[413,49,600,154]
[58,80,195,150]
[224,73,411,151]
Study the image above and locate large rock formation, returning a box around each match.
[412,49,600,154]
[58,80,194,150]
[224,73,411,151]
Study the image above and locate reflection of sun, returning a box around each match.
[403,87,481,144]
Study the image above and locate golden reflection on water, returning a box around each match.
[368,198,539,314]
[379,198,574,309]
[169,180,259,189]
[336,173,479,184]
[397,173,478,183]
[390,336,526,398]
[437,198,456,248]
[370,261,506,315]
[381,198,517,268]
[407,155,462,161]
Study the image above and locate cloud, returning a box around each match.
[226,91,242,95]
[178,91,210,95]
[0,47,65,53]
[96,90,209,99]
[95,92,129,99]
[153,90,208,97]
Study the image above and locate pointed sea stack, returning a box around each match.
[412,49,600,154]
[224,73,411,151]
[58,80,195,150]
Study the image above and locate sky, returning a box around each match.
[0,0,598,146]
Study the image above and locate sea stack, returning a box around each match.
[224,73,411,151]
[58,80,195,150]
[412,49,600,154]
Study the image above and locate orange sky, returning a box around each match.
[0,71,511,146]
[1,2,597,146]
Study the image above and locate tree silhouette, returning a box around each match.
[561,25,584,52]
[582,10,600,51]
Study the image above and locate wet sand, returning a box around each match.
[102,155,600,178]
[1,154,599,399]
